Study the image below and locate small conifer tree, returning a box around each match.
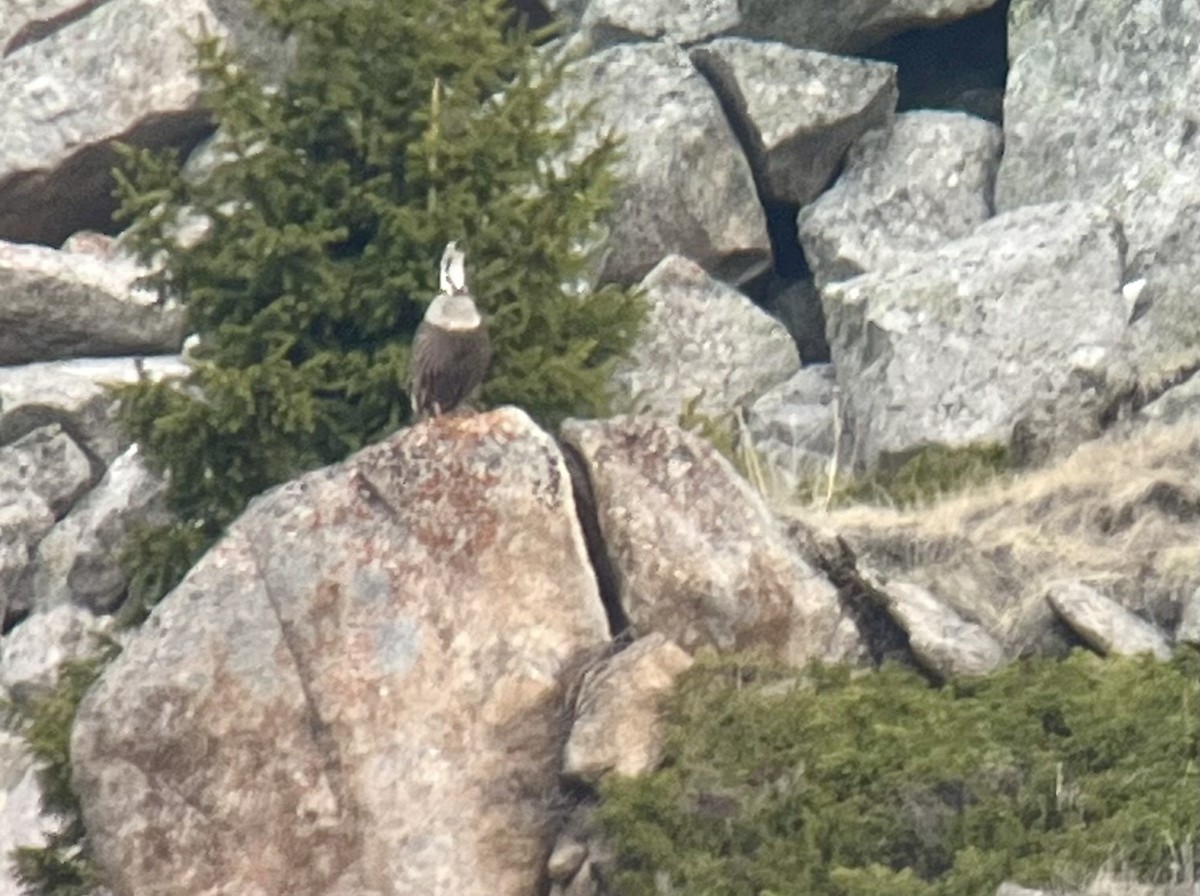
[114,0,643,614]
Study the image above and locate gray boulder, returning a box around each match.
[555,42,770,284]
[563,633,693,781]
[578,0,737,46]
[31,444,169,614]
[798,110,1002,287]
[861,568,1004,678]
[560,415,850,664]
[1046,580,1171,661]
[0,603,112,702]
[0,424,94,621]
[690,38,897,206]
[71,408,610,896]
[734,0,1001,53]
[0,423,93,518]
[0,355,187,464]
[611,255,799,421]
[1176,585,1200,647]
[823,202,1131,469]
[0,0,286,245]
[0,729,55,896]
[0,489,54,626]
[0,240,184,364]
[745,364,839,498]
[996,0,1200,373]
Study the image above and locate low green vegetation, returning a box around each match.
[598,649,1199,896]
[2,645,119,896]
[830,442,1011,509]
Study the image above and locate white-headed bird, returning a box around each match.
[409,241,492,420]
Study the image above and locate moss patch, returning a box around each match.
[598,650,1199,896]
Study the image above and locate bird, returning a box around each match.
[409,241,492,419]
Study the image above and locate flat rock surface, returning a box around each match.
[0,240,184,364]
[996,0,1200,368]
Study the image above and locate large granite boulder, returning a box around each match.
[31,444,169,614]
[0,355,187,464]
[798,110,1002,287]
[822,201,1131,469]
[71,408,611,896]
[0,239,184,364]
[611,255,799,421]
[554,42,770,285]
[560,415,850,664]
[560,0,1000,54]
[996,0,1200,373]
[745,364,839,498]
[690,38,897,206]
[0,0,286,245]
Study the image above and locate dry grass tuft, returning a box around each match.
[783,421,1199,652]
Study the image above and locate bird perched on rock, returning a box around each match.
[409,241,492,419]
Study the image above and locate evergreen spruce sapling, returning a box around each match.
[114,0,643,616]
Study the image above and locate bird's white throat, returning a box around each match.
[424,293,483,331]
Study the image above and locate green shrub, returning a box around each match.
[835,442,1011,508]
[3,644,120,896]
[114,0,643,610]
[598,649,1199,896]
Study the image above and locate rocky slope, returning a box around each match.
[0,0,1196,894]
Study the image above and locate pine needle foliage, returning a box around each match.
[598,649,1199,896]
[2,642,120,896]
[114,0,642,607]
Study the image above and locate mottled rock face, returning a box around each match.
[560,415,849,664]
[564,633,693,781]
[1046,580,1172,661]
[997,0,1200,368]
[735,0,1000,53]
[553,42,770,285]
[71,408,610,896]
[31,444,169,614]
[0,0,286,245]
[822,201,1131,468]
[691,38,897,206]
[0,240,184,364]
[798,110,1002,288]
[611,255,799,421]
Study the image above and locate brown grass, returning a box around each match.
[780,421,1199,653]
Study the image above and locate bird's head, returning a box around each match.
[439,241,468,295]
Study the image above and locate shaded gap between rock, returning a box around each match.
[558,438,630,641]
[689,51,810,286]
[2,0,116,56]
[1101,355,1200,428]
[788,522,912,667]
[861,0,1010,124]
[0,110,214,245]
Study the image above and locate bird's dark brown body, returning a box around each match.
[409,319,492,418]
